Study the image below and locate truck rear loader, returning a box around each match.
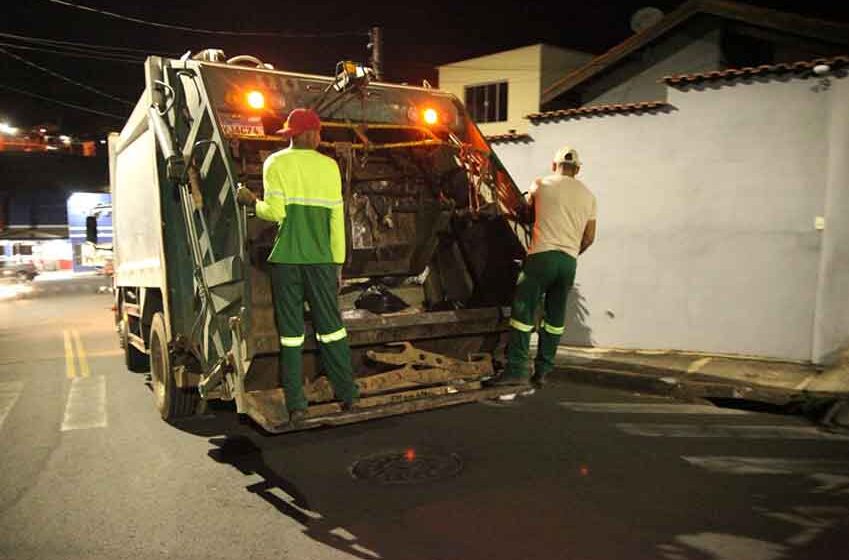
[108,50,531,433]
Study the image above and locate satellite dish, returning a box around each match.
[630,7,664,33]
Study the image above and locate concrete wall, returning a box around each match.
[493,73,845,362]
[583,27,722,106]
[812,76,849,364]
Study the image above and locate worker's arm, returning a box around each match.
[329,166,346,265]
[579,219,596,255]
[254,159,287,223]
[518,178,541,224]
[579,195,597,255]
[525,178,542,203]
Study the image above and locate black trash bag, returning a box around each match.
[354,284,409,314]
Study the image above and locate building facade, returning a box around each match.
[437,44,592,136]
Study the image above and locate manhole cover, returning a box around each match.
[350,450,463,484]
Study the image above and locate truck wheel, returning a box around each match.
[122,318,149,373]
[149,312,199,420]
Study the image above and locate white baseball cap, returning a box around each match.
[553,145,581,166]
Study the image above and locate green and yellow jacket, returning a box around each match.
[255,147,345,264]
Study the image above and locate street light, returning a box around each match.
[0,122,19,135]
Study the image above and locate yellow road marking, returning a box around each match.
[687,357,712,373]
[72,330,90,378]
[86,349,124,358]
[63,330,76,379]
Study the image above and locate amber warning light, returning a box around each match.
[246,90,265,110]
[422,108,439,125]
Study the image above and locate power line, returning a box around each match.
[0,47,134,106]
[0,38,141,61]
[47,0,369,38]
[0,31,177,56]
[0,82,127,119]
[0,41,141,64]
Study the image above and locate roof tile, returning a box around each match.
[526,101,671,123]
[485,132,534,144]
[662,55,849,85]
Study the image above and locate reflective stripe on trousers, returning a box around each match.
[279,335,305,347]
[510,318,535,332]
[316,327,347,344]
[541,321,565,335]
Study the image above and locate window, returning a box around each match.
[464,82,508,123]
[13,244,33,256]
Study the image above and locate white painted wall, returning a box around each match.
[493,74,845,362]
[813,76,849,364]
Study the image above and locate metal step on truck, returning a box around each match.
[107,50,531,433]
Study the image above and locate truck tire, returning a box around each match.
[122,318,150,373]
[149,312,199,420]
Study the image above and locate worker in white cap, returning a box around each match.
[491,145,597,388]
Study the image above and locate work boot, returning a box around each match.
[530,374,547,390]
[341,397,360,412]
[487,375,530,388]
[288,409,307,427]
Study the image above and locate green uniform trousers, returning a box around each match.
[270,263,359,413]
[505,250,577,381]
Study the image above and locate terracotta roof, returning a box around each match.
[485,132,533,144]
[541,0,849,106]
[526,101,671,123]
[662,55,849,85]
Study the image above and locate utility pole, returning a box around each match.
[369,26,383,81]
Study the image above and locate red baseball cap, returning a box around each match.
[277,108,322,139]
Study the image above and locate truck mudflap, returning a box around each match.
[240,341,517,433]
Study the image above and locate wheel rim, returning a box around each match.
[150,332,167,412]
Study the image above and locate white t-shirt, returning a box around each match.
[527,174,597,258]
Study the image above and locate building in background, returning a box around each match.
[540,0,849,111]
[0,151,108,272]
[437,44,592,136]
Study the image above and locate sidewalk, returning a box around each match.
[548,345,849,429]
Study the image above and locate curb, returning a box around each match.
[552,361,849,429]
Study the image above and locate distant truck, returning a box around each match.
[70,192,113,272]
[108,51,530,432]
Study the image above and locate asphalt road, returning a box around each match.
[1,277,848,560]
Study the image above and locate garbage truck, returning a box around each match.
[107,50,531,432]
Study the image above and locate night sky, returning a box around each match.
[1,0,846,136]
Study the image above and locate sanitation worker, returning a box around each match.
[237,108,359,426]
[491,145,597,389]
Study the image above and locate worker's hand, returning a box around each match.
[336,266,343,294]
[236,186,257,207]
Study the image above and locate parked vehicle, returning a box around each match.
[0,258,38,281]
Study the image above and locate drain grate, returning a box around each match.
[350,450,463,484]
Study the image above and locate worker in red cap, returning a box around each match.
[237,108,359,426]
